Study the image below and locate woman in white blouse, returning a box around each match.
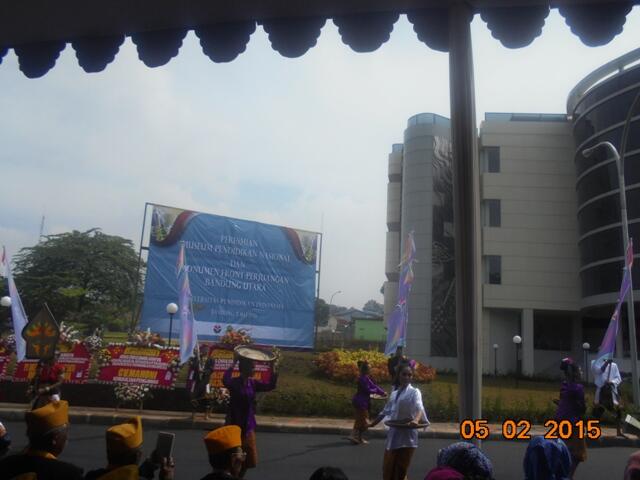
[369,361,429,480]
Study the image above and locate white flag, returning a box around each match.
[2,247,28,362]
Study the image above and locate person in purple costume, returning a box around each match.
[223,351,278,478]
[349,360,387,445]
[553,357,586,479]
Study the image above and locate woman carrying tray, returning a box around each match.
[368,360,429,480]
[349,360,387,445]
[223,347,278,478]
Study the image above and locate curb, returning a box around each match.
[1,405,638,447]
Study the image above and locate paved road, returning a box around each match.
[1,421,637,479]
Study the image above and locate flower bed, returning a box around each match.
[315,349,436,384]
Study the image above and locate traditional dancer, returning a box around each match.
[28,354,65,409]
[554,358,586,479]
[369,360,428,480]
[349,360,386,445]
[223,351,278,478]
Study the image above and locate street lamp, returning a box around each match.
[166,302,178,346]
[0,296,11,308]
[582,141,639,408]
[329,290,342,309]
[582,342,591,384]
[513,335,522,388]
[493,344,499,376]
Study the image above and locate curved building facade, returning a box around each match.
[570,54,640,351]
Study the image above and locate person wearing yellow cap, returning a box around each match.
[201,425,246,480]
[0,400,83,479]
[84,416,174,480]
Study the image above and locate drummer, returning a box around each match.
[223,348,278,478]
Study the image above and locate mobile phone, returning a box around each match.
[155,431,175,459]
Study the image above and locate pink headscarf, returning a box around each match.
[624,451,640,480]
[424,466,464,480]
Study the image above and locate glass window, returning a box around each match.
[579,226,622,265]
[581,261,640,297]
[482,199,501,227]
[534,312,572,350]
[577,193,620,236]
[576,162,618,207]
[575,120,640,177]
[574,88,640,146]
[486,256,501,284]
[484,147,500,173]
[573,67,640,119]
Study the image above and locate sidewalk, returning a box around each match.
[1,403,638,448]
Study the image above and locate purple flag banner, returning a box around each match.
[1,247,28,362]
[593,238,634,370]
[385,232,417,356]
[177,242,198,364]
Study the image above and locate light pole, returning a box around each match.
[582,141,639,408]
[329,290,342,309]
[0,296,10,336]
[493,343,499,376]
[166,302,178,346]
[582,342,591,384]
[513,335,522,388]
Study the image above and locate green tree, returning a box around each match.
[363,299,383,315]
[13,229,143,331]
[315,298,330,327]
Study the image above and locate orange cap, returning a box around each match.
[204,425,242,455]
[106,416,143,453]
[26,400,69,437]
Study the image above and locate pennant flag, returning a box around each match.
[592,238,635,372]
[177,242,197,364]
[385,231,417,356]
[2,246,28,362]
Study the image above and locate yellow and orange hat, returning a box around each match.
[106,416,143,453]
[26,400,69,437]
[204,425,242,455]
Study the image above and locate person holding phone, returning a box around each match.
[84,416,174,480]
[223,351,278,478]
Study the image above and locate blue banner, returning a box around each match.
[140,205,318,348]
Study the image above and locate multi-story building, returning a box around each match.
[384,49,640,376]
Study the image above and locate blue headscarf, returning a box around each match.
[523,436,572,480]
[437,442,494,479]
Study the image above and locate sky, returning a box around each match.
[1,9,639,310]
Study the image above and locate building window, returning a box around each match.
[484,147,500,173]
[534,312,572,350]
[485,256,501,284]
[482,199,501,227]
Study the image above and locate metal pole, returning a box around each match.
[449,1,482,429]
[616,150,639,408]
[494,348,497,376]
[130,202,149,332]
[515,346,519,388]
[314,233,323,349]
[168,313,174,346]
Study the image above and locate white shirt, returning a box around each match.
[592,360,621,405]
[380,384,428,450]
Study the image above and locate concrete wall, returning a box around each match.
[479,120,581,313]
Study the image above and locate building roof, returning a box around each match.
[1,1,638,78]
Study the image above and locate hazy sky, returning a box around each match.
[1,9,639,309]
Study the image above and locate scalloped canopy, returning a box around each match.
[1,0,638,78]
